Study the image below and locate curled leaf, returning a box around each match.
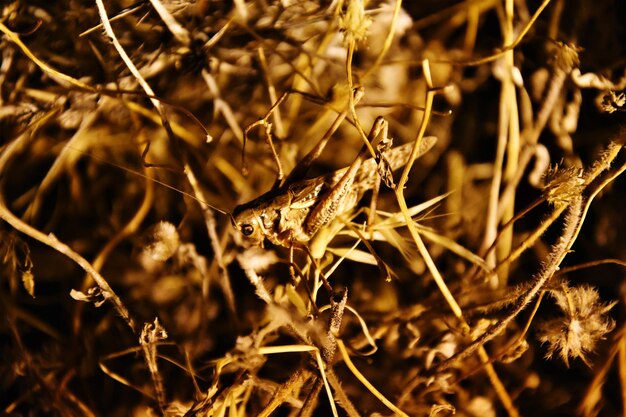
[70,287,109,307]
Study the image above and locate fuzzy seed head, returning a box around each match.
[538,283,616,366]
[339,0,371,44]
[143,221,180,262]
[542,165,585,206]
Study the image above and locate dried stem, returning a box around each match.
[0,196,136,332]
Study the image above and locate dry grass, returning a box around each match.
[1,1,626,416]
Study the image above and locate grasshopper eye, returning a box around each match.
[241,224,254,236]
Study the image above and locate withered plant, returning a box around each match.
[1,1,625,416]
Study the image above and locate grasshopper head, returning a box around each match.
[231,206,265,246]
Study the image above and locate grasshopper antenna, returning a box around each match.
[64,144,229,215]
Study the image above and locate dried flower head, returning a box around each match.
[550,41,582,73]
[542,164,585,205]
[537,283,616,366]
[599,91,626,113]
[339,0,371,44]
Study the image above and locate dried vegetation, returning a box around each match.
[1,1,626,416]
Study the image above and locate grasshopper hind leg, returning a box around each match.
[302,117,389,239]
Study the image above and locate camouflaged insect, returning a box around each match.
[232,136,437,247]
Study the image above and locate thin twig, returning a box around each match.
[362,0,403,80]
[437,148,626,373]
[449,0,552,67]
[435,197,584,372]
[396,59,518,416]
[0,197,136,332]
[148,0,190,45]
[0,22,95,91]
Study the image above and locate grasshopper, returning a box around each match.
[231,117,437,248]
[64,114,435,251]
